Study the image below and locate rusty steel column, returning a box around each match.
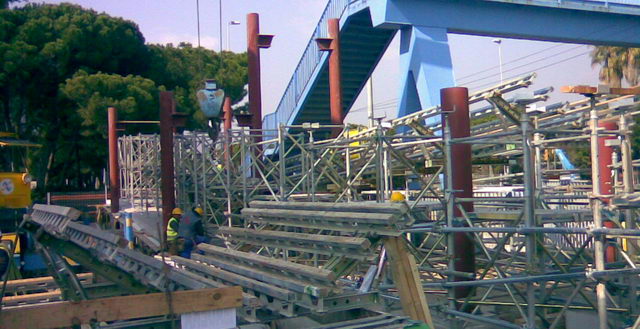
[223,96,232,131]
[441,87,475,298]
[247,13,262,133]
[328,18,343,137]
[598,120,618,263]
[107,107,120,213]
[223,96,232,162]
[159,92,176,235]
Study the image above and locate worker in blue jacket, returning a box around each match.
[178,207,206,258]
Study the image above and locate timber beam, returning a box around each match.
[0,286,243,329]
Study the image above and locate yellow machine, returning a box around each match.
[0,172,33,208]
[0,132,38,232]
[0,132,37,209]
[0,132,39,278]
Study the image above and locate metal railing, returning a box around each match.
[561,0,640,5]
[488,0,640,7]
[266,0,353,131]
[265,0,640,132]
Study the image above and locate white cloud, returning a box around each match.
[152,33,220,51]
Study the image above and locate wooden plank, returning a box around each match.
[383,237,433,327]
[0,287,243,329]
[561,85,640,95]
[2,291,62,306]
[4,273,93,294]
[198,244,336,282]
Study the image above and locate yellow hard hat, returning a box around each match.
[171,208,183,215]
[193,207,204,216]
[390,191,406,202]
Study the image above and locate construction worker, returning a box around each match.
[166,208,183,255]
[178,206,206,259]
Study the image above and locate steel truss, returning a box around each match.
[116,75,640,328]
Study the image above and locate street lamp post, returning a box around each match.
[492,38,503,84]
[196,0,201,47]
[219,0,222,53]
[227,20,240,51]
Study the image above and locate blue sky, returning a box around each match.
[27,0,600,124]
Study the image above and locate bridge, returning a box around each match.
[263,0,640,131]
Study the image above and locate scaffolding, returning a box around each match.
[117,75,640,328]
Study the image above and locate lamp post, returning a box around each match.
[227,20,240,51]
[492,38,503,84]
[218,0,222,53]
[196,0,201,47]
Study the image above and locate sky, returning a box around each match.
[25,0,602,125]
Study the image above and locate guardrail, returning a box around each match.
[267,0,353,130]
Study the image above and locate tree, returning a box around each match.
[591,46,640,160]
[144,43,247,128]
[61,70,162,137]
[1,0,22,9]
[55,71,162,189]
[0,3,248,193]
[0,3,150,191]
[591,46,640,87]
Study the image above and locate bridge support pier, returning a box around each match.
[398,26,454,124]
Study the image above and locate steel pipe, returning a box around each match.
[107,107,120,213]
[441,87,475,298]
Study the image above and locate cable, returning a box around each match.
[349,98,398,113]
[456,43,569,82]
[461,45,588,86]
[457,14,637,83]
[348,19,634,116]
[469,50,592,91]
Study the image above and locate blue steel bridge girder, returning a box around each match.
[369,0,640,47]
[265,0,640,133]
[397,26,455,124]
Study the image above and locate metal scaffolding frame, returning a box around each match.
[117,75,640,328]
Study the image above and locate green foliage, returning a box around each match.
[1,0,22,9]
[591,46,640,167]
[591,46,640,87]
[52,71,163,189]
[61,70,162,138]
[471,113,498,126]
[0,3,248,193]
[145,43,247,128]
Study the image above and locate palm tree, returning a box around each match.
[591,46,640,87]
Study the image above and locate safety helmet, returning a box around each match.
[390,191,406,202]
[171,208,183,216]
[193,207,204,216]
